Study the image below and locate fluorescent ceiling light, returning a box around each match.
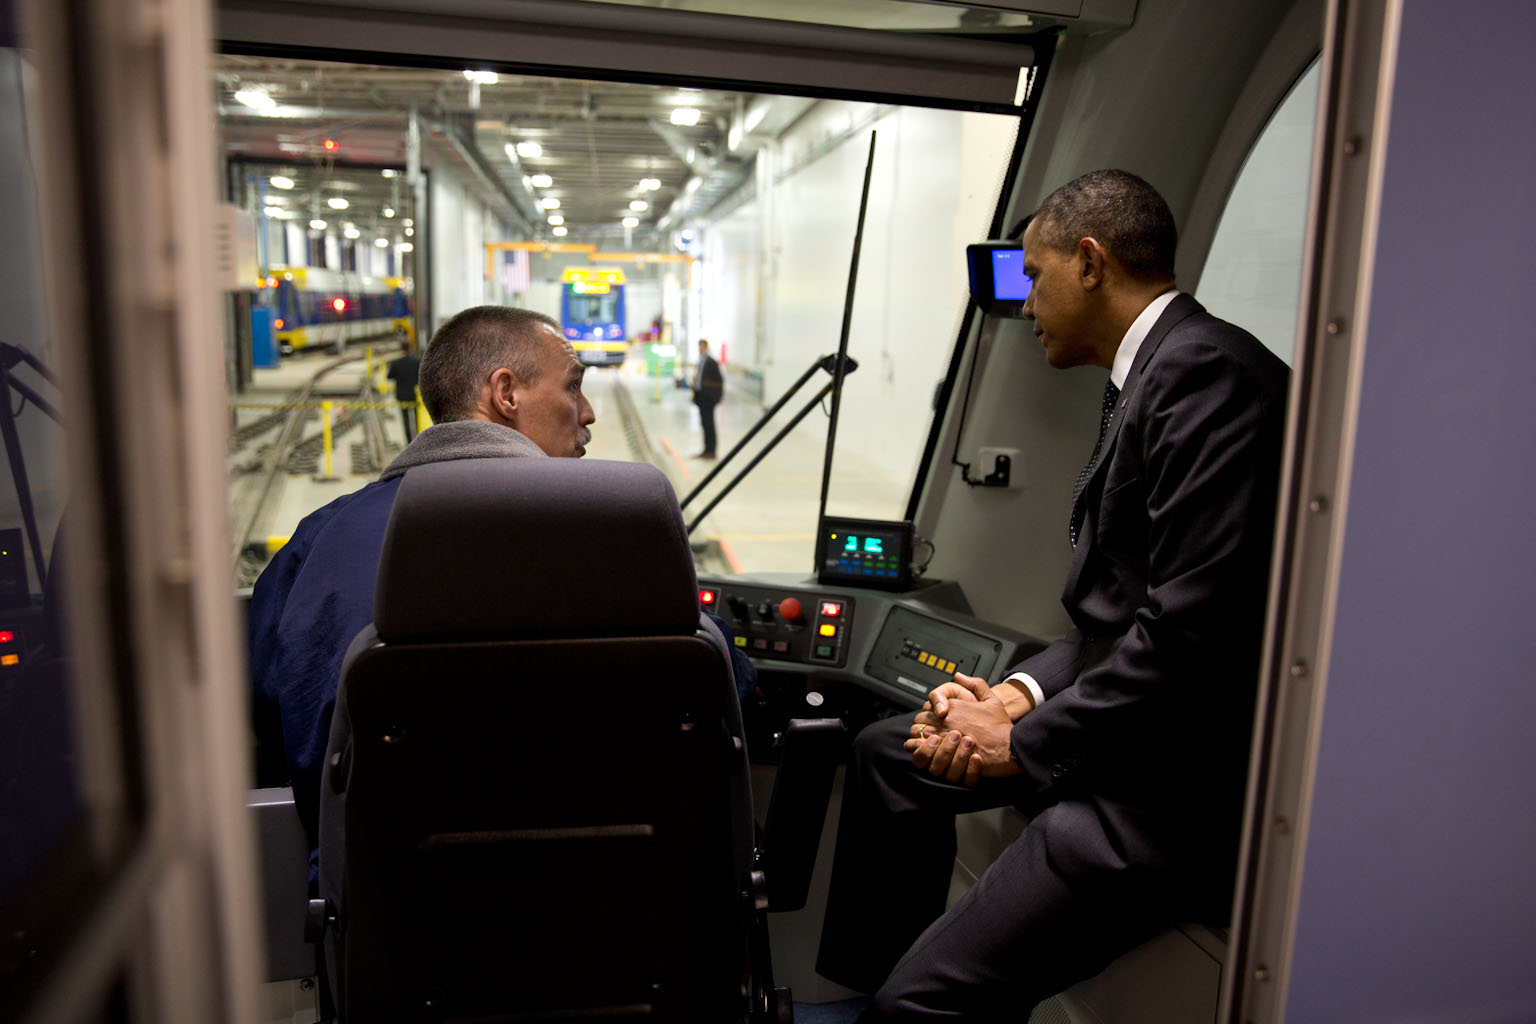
[531,174,553,188]
[262,206,286,218]
[541,197,561,210]
[552,226,568,237]
[547,215,564,226]
[383,207,396,218]
[374,238,389,248]
[235,86,276,111]
[309,219,327,230]
[640,178,661,191]
[399,242,415,253]
[343,227,361,239]
[516,141,542,158]
[629,200,648,212]
[404,227,414,237]
[622,216,640,228]
[462,69,499,85]
[269,175,295,190]
[403,219,413,227]
[381,168,398,178]
[670,107,701,127]
[327,197,349,210]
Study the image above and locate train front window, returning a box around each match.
[218,56,1031,589]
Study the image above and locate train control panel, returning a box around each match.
[697,572,1047,709]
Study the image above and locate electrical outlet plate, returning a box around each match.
[978,447,1022,488]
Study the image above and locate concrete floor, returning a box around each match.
[230,345,911,578]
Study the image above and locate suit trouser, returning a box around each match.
[696,398,718,454]
[817,716,1190,1022]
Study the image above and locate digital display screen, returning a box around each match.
[817,516,913,591]
[991,249,1032,301]
[966,242,1031,318]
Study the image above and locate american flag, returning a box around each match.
[503,249,531,293]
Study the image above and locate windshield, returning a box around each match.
[219,58,1023,584]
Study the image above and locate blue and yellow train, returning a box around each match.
[260,266,413,354]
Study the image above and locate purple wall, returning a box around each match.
[1286,2,1536,1020]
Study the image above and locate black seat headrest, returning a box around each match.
[373,458,699,643]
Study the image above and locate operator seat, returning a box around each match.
[313,457,817,1023]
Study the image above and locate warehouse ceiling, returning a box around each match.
[215,56,772,252]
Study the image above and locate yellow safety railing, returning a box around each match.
[231,399,421,479]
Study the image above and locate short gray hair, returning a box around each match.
[418,306,562,422]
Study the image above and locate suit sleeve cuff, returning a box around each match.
[1003,671,1043,711]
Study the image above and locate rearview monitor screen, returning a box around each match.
[991,249,1032,301]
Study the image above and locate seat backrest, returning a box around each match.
[320,457,755,1023]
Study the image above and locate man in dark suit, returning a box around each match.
[386,349,421,441]
[816,170,1289,1019]
[691,338,724,458]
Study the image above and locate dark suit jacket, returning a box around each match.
[693,355,723,405]
[1006,293,1289,886]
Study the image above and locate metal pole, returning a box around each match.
[815,132,877,562]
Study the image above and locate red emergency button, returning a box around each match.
[819,601,842,618]
[0,630,12,644]
[699,588,717,606]
[778,597,803,622]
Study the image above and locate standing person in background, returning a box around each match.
[692,338,724,459]
[386,348,421,442]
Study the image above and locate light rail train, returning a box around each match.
[263,266,413,353]
[560,266,628,365]
[2,1,1533,1023]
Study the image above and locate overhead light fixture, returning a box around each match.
[516,141,542,158]
[629,200,648,212]
[383,207,396,218]
[640,178,661,191]
[327,197,349,210]
[262,195,284,206]
[530,174,553,188]
[269,175,295,190]
[541,197,561,210]
[374,238,389,248]
[462,69,499,85]
[399,242,415,253]
[262,206,286,218]
[622,216,640,228]
[547,215,564,226]
[402,218,413,227]
[552,226,568,237]
[670,107,701,127]
[344,226,361,239]
[404,227,414,237]
[234,86,276,111]
[309,219,327,230]
[381,168,398,178]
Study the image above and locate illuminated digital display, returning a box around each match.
[818,517,912,590]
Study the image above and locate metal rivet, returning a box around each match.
[1326,318,1344,335]
[1289,661,1309,678]
[1342,135,1361,156]
[1255,965,1270,983]
[1275,817,1291,836]
[1308,495,1329,513]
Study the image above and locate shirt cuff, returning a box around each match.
[1003,671,1044,711]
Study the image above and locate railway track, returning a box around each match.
[232,342,405,585]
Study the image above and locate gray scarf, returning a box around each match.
[380,419,547,481]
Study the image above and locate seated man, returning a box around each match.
[816,170,1289,1019]
[248,305,754,873]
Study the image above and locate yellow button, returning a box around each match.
[734,635,747,647]
[944,661,956,673]
[1,653,17,666]
[819,623,837,637]
[921,653,934,666]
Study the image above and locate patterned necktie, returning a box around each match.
[1070,380,1121,547]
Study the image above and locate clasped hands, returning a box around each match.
[904,672,1024,787]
